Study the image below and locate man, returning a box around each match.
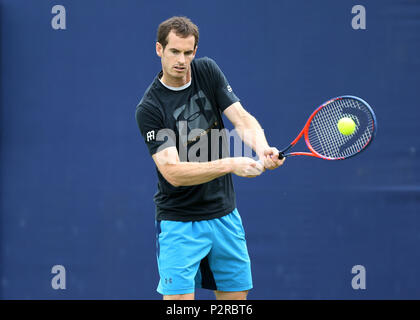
[135,16,284,300]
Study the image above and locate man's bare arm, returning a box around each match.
[223,101,285,169]
[152,147,263,187]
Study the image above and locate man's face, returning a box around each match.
[156,31,197,85]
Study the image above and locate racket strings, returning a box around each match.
[307,98,374,159]
[310,100,363,158]
[309,99,374,158]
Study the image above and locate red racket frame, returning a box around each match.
[278,96,376,160]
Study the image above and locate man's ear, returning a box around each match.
[156,42,163,57]
[192,46,198,58]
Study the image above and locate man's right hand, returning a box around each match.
[230,157,265,178]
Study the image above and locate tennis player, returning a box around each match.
[135,16,285,300]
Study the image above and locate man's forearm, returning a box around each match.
[163,158,233,187]
[235,113,270,158]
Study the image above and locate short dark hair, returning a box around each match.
[157,16,199,49]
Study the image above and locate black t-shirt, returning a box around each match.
[135,57,240,221]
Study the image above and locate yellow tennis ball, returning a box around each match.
[337,117,356,135]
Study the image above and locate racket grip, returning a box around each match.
[256,152,284,165]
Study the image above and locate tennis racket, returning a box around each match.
[269,95,377,161]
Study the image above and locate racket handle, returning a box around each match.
[256,152,284,165]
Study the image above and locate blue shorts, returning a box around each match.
[155,208,253,295]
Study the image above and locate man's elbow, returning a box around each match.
[161,167,183,187]
[167,176,182,187]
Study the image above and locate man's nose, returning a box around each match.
[178,53,186,64]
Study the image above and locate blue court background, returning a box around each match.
[1,0,419,299]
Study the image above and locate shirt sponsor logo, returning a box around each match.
[146,130,155,142]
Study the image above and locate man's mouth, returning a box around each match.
[174,66,186,72]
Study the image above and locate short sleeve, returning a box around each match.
[135,104,176,156]
[206,58,240,111]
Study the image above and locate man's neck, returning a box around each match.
[160,70,191,88]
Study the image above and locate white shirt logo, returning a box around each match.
[227,85,232,92]
[146,130,155,142]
